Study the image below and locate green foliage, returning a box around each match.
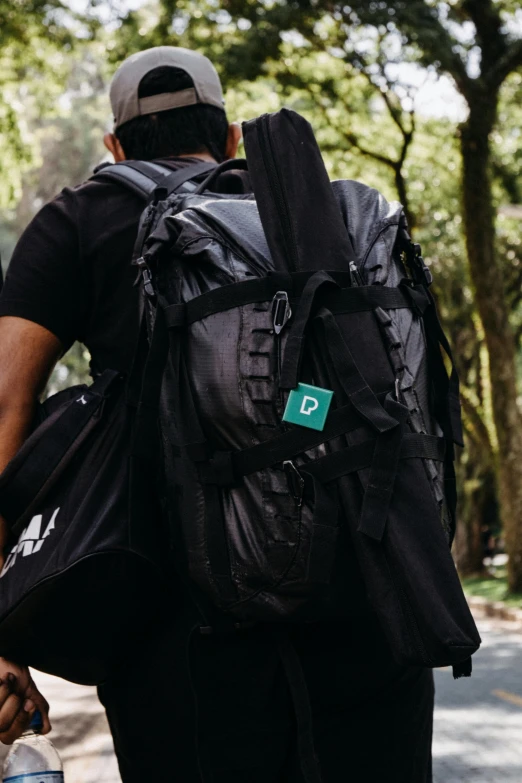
[47,342,91,395]
[462,569,522,609]
[0,0,105,207]
[0,43,110,389]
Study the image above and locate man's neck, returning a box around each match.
[176,152,217,163]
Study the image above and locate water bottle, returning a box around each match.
[2,710,63,782]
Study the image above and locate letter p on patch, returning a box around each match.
[300,396,319,415]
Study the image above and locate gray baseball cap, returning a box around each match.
[110,46,225,129]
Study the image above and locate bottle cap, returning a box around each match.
[29,710,43,731]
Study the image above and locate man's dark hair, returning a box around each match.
[115,66,229,161]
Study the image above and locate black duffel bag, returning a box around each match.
[0,370,169,685]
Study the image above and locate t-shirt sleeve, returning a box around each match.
[0,188,88,350]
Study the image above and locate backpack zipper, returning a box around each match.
[349,260,363,287]
[271,291,292,418]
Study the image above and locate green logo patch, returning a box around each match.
[282,383,334,431]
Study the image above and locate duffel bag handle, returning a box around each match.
[194,158,248,195]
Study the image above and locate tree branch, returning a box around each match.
[343,0,473,95]
[307,88,399,168]
[489,37,522,88]
[462,0,505,74]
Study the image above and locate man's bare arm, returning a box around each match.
[0,316,62,741]
[0,317,63,557]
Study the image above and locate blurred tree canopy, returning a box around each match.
[1,0,522,589]
[1,1,81,202]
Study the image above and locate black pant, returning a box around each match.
[99,610,434,782]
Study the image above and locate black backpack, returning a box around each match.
[131,109,480,677]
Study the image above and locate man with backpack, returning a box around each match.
[0,46,452,782]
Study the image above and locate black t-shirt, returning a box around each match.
[0,157,204,376]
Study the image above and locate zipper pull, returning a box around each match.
[272,291,292,335]
[349,261,364,287]
[283,460,305,508]
[135,256,156,298]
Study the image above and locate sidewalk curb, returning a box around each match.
[467,594,522,631]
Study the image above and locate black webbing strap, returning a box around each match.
[423,289,464,448]
[300,469,339,584]
[164,275,289,329]
[197,398,379,484]
[280,272,340,390]
[322,282,430,317]
[357,393,410,542]
[164,279,425,329]
[92,161,173,199]
[402,277,462,527]
[200,426,445,487]
[93,160,217,202]
[124,160,174,180]
[302,433,446,484]
[1,370,121,531]
[399,281,431,316]
[157,161,217,197]
[314,308,398,434]
[194,158,249,194]
[130,304,170,460]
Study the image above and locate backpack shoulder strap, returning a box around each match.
[91,160,217,201]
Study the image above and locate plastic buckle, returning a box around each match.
[272,291,292,335]
[135,256,156,298]
[412,244,433,287]
[152,186,168,205]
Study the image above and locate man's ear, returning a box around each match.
[224,122,242,160]
[103,132,127,162]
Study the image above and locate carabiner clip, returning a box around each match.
[272,291,292,335]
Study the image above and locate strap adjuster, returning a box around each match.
[410,244,433,287]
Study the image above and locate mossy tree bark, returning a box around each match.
[460,89,522,591]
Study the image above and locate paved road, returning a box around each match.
[0,616,520,782]
[433,617,522,783]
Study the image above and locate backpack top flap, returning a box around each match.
[243,108,357,273]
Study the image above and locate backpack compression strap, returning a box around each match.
[91,160,217,201]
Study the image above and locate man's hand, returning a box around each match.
[0,658,51,744]
[0,313,61,744]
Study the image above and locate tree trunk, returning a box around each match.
[460,92,522,593]
[454,450,497,577]
[394,166,415,229]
